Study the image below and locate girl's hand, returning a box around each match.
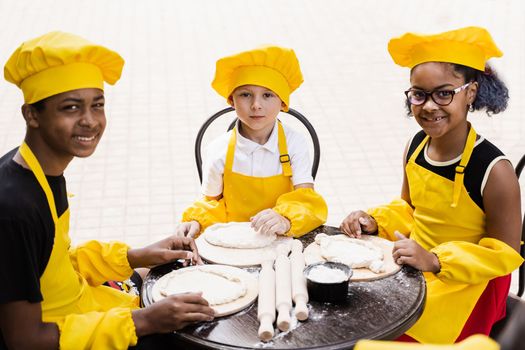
[175,221,201,238]
[392,231,440,273]
[340,210,378,238]
[251,209,291,236]
[127,236,203,268]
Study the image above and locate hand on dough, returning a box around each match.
[340,210,378,238]
[176,221,201,238]
[392,231,440,273]
[127,235,203,268]
[251,209,291,236]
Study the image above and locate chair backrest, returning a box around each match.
[194,107,321,184]
[515,154,525,297]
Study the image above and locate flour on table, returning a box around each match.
[315,234,385,273]
[154,266,247,305]
[204,222,276,249]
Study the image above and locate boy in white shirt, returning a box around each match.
[178,46,327,238]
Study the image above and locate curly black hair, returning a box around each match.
[405,63,509,116]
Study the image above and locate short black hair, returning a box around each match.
[404,63,509,116]
[29,98,48,112]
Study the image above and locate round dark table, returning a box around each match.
[138,226,426,350]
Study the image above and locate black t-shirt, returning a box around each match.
[0,148,68,349]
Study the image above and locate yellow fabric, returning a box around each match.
[273,188,327,237]
[450,126,476,207]
[69,240,134,286]
[211,45,303,111]
[55,308,136,350]
[366,126,523,344]
[182,196,228,234]
[20,142,139,349]
[367,198,415,241]
[4,31,124,103]
[432,238,523,285]
[355,334,499,350]
[183,123,326,237]
[388,26,502,71]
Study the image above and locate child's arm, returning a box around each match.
[0,301,59,349]
[181,196,227,237]
[69,240,134,286]
[272,185,328,237]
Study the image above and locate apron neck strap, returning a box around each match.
[451,124,477,207]
[19,142,59,223]
[225,122,292,177]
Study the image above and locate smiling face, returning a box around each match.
[409,62,477,140]
[26,88,106,163]
[229,85,285,144]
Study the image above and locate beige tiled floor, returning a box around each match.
[0,0,524,294]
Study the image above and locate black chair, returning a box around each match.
[194,107,321,184]
[490,154,525,338]
[514,154,525,298]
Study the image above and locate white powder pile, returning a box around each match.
[307,265,348,283]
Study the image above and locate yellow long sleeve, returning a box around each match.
[69,241,134,286]
[355,334,499,350]
[273,188,327,238]
[432,237,524,284]
[181,197,227,235]
[55,308,138,350]
[366,198,414,241]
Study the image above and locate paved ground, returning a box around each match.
[0,0,523,293]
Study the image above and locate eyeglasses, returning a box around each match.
[404,82,472,106]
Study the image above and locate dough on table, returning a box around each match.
[204,222,276,249]
[152,265,247,305]
[315,233,385,273]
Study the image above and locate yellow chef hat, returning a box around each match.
[388,26,502,71]
[4,31,124,104]
[211,45,303,111]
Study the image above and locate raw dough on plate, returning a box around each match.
[153,266,247,305]
[204,222,276,249]
[315,233,385,273]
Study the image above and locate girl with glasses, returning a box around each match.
[340,27,523,344]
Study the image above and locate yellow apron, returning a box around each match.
[404,126,489,343]
[19,142,138,349]
[222,122,294,221]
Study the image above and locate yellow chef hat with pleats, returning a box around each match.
[4,31,124,104]
[388,26,502,71]
[211,45,303,111]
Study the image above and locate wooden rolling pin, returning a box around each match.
[275,244,292,331]
[290,240,309,321]
[258,259,276,341]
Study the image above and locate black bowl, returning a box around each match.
[304,262,352,303]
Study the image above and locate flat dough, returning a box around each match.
[153,266,246,305]
[204,222,276,249]
[304,234,401,281]
[315,233,385,272]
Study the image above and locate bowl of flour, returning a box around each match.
[304,262,352,303]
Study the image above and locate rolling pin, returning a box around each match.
[258,259,276,341]
[290,240,309,321]
[275,244,292,331]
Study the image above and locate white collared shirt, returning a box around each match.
[201,121,314,197]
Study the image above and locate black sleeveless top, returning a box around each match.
[406,130,506,211]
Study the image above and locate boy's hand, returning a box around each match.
[175,221,200,238]
[251,209,290,236]
[340,211,378,238]
[132,293,214,336]
[392,231,440,273]
[127,236,203,268]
